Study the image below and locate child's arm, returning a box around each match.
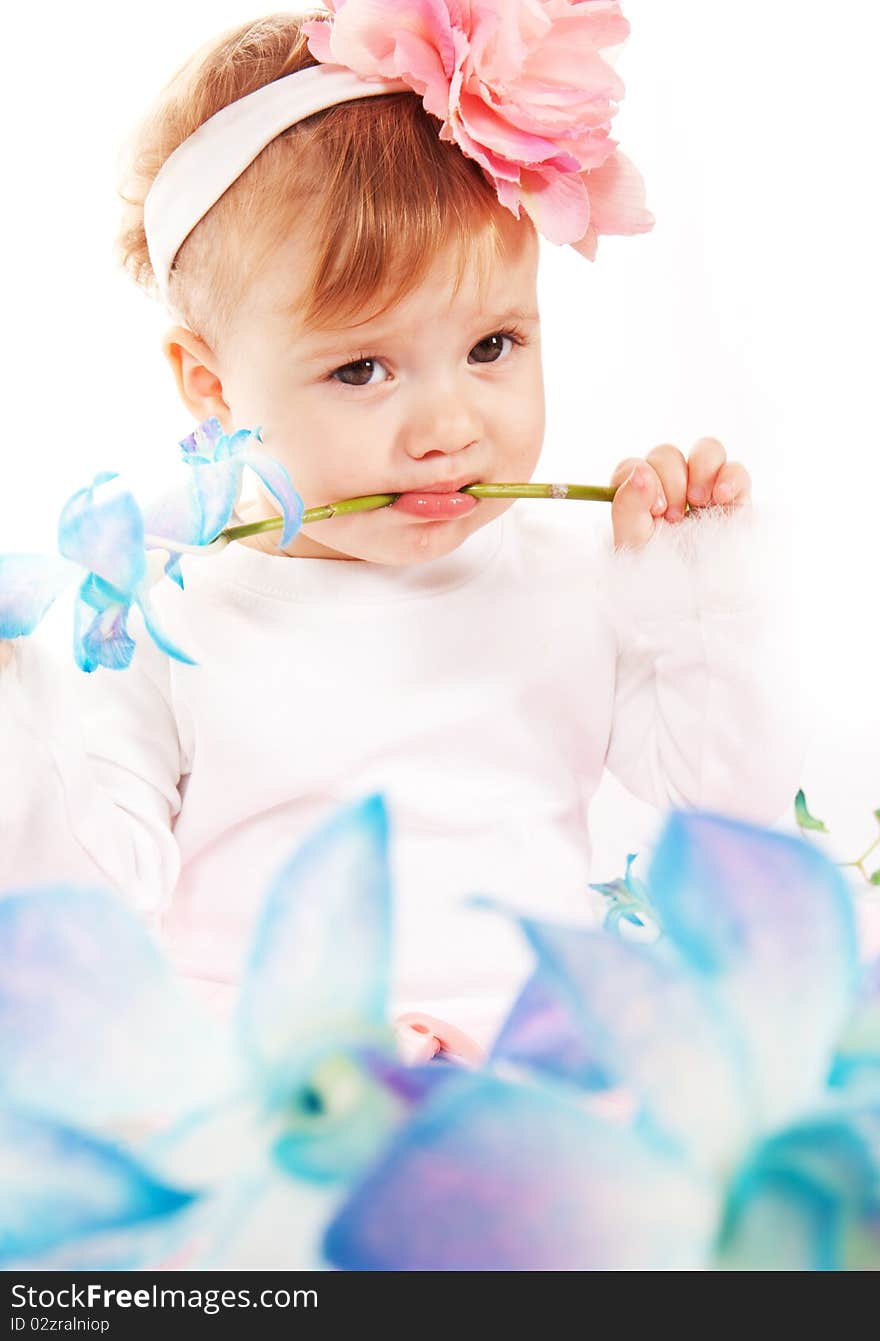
[0,624,186,914]
[597,440,808,822]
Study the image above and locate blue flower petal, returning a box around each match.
[164,554,185,589]
[716,1105,880,1270]
[58,474,146,596]
[184,459,242,542]
[829,958,880,1094]
[647,811,860,1133]
[357,1046,460,1109]
[0,886,233,1129]
[0,1107,195,1267]
[324,1073,718,1270]
[607,908,646,930]
[8,1203,202,1271]
[135,587,198,667]
[237,794,393,1093]
[141,480,203,550]
[490,971,611,1092]
[143,457,240,551]
[215,428,257,462]
[73,581,135,673]
[175,422,298,545]
[238,445,305,548]
[179,416,223,460]
[165,1164,336,1270]
[0,554,80,638]
[515,916,750,1167]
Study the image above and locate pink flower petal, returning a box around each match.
[388,29,453,113]
[483,84,614,142]
[548,125,618,173]
[567,220,598,261]
[312,0,457,79]
[300,16,335,65]
[523,40,625,103]
[302,0,653,254]
[458,87,570,166]
[541,0,631,56]
[467,0,551,84]
[582,148,656,235]
[517,165,592,245]
[447,116,522,183]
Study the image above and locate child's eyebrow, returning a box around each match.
[295,307,540,362]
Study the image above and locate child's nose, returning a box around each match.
[401,383,485,462]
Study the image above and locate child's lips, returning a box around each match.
[389,475,482,520]
[390,490,479,519]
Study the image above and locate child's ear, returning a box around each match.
[161,325,233,431]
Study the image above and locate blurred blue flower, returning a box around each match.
[325,811,880,1270]
[0,795,447,1269]
[5,794,878,1270]
[589,850,659,935]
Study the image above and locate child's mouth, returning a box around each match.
[389,477,482,520]
[390,490,479,520]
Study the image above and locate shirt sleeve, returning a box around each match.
[595,500,810,825]
[0,620,188,917]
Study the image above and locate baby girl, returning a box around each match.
[0,5,806,1059]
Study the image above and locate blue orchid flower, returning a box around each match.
[324,812,880,1271]
[0,472,195,672]
[589,850,659,935]
[0,795,452,1270]
[142,417,304,588]
[7,793,877,1270]
[0,418,304,664]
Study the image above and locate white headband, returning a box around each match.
[143,62,410,307]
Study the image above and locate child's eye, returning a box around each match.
[328,326,528,388]
[330,355,390,389]
[468,327,528,365]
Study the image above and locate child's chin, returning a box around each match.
[395,514,480,561]
[335,505,494,565]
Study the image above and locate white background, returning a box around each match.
[1,2,877,898]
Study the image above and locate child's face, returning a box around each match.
[168,225,545,563]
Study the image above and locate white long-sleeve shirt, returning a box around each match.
[0,500,808,1048]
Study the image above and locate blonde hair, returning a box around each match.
[115,10,535,356]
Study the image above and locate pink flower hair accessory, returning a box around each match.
[301,0,655,258]
[143,2,654,307]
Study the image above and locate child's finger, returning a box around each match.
[611,461,663,551]
[609,456,644,490]
[611,456,669,517]
[712,461,752,505]
[611,455,667,518]
[644,443,688,522]
[686,437,728,506]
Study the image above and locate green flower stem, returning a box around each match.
[145,483,617,557]
[838,832,880,883]
[796,798,880,886]
[222,482,617,546]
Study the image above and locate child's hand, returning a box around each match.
[609,438,752,551]
[0,641,14,672]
